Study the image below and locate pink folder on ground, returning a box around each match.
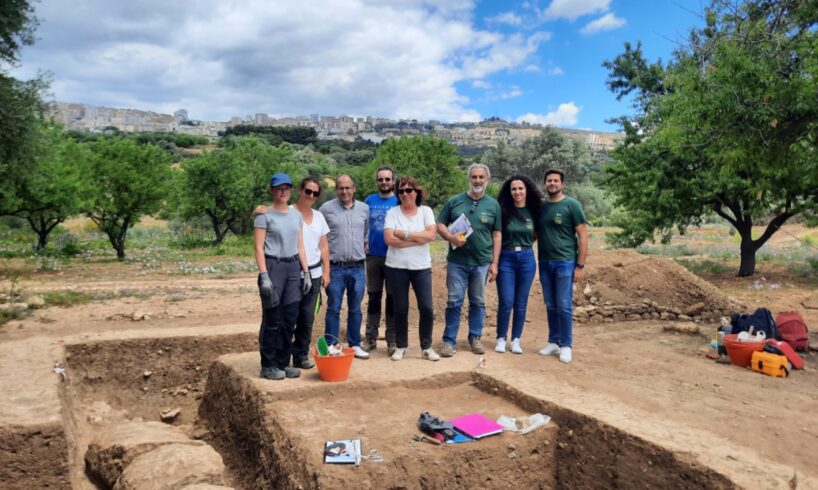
[450,413,504,439]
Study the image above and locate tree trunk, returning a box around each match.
[36,229,48,252]
[736,222,757,277]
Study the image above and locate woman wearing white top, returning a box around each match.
[383,176,439,361]
[255,177,330,370]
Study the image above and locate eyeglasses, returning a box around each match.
[303,188,320,197]
[396,188,415,195]
[337,186,353,192]
[469,200,478,213]
[377,177,392,182]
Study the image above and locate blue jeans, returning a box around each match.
[539,260,575,347]
[443,262,489,347]
[496,248,536,341]
[325,264,366,347]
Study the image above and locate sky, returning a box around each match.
[12,0,707,131]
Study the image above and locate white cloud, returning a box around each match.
[516,102,580,126]
[580,13,626,34]
[498,86,523,100]
[13,0,550,122]
[472,79,492,89]
[523,64,541,72]
[543,0,610,20]
[546,66,564,76]
[487,11,523,27]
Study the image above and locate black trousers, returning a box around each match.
[385,266,434,350]
[291,276,321,363]
[366,255,395,344]
[259,259,301,369]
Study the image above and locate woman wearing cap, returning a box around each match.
[494,175,542,354]
[254,172,312,380]
[382,176,439,361]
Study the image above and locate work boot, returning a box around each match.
[260,367,285,380]
[362,337,377,352]
[440,343,456,357]
[469,336,485,355]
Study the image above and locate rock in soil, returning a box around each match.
[112,443,226,490]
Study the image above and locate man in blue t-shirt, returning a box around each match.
[363,166,399,354]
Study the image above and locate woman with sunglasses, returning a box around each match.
[494,174,543,354]
[254,173,311,380]
[382,176,440,361]
[255,177,330,370]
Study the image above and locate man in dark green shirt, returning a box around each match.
[537,169,588,364]
[436,164,502,356]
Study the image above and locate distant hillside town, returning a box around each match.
[48,102,622,151]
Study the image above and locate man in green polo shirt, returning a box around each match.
[537,169,588,364]
[436,163,502,356]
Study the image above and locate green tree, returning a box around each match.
[364,136,465,209]
[86,137,172,259]
[175,137,303,243]
[9,123,92,251]
[603,0,818,276]
[0,0,48,213]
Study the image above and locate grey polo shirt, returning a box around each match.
[319,198,369,262]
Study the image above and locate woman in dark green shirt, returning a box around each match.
[494,175,543,354]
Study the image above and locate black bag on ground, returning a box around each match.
[730,307,781,340]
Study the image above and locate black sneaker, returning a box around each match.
[260,367,285,380]
[284,366,301,378]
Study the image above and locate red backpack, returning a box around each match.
[775,311,809,352]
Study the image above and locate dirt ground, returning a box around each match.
[1,227,817,489]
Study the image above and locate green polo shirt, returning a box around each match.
[438,192,502,266]
[502,207,535,248]
[537,197,586,262]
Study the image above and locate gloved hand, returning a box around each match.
[258,272,273,298]
[301,271,312,295]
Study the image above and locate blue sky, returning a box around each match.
[13,0,706,131]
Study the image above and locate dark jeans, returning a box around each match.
[496,248,536,340]
[385,266,434,350]
[259,259,302,368]
[539,260,575,348]
[365,255,395,345]
[291,276,321,363]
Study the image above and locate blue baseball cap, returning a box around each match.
[269,173,293,188]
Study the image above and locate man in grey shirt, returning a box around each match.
[319,174,371,359]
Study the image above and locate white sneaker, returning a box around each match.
[559,347,572,364]
[495,338,506,353]
[511,338,523,354]
[538,343,560,356]
[391,347,407,361]
[352,345,370,359]
[422,348,440,361]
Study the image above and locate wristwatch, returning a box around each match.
[575,263,585,269]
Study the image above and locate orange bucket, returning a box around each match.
[723,334,766,367]
[313,345,354,382]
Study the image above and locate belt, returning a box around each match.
[331,260,365,268]
[265,254,299,263]
[308,261,322,270]
[503,246,532,252]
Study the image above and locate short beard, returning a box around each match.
[470,185,485,195]
[546,188,561,196]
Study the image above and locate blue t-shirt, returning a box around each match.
[364,193,399,257]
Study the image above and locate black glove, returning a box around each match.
[258,272,273,298]
[301,271,312,295]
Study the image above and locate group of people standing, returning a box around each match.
[253,163,587,380]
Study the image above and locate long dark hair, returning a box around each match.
[497,174,543,229]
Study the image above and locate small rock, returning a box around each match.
[160,407,181,422]
[507,451,517,459]
[143,371,153,379]
[684,302,706,316]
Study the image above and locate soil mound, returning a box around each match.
[580,249,743,319]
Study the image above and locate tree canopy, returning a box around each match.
[603,0,818,276]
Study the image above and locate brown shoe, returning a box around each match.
[440,343,456,357]
[469,336,485,355]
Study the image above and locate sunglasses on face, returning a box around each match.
[377,177,392,182]
[396,188,415,195]
[303,188,320,197]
